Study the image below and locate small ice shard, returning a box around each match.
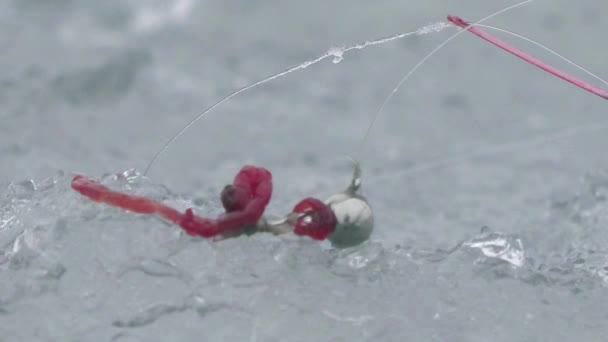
[121,168,146,183]
[8,233,38,269]
[35,177,57,192]
[8,180,36,199]
[463,230,525,268]
[333,242,383,270]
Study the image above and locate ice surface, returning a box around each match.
[2,0,608,341]
[1,169,608,341]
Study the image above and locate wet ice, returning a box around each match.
[2,0,608,340]
[1,168,608,339]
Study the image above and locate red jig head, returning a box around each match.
[292,197,337,241]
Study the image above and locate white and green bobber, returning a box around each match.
[325,163,374,248]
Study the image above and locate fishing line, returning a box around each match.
[395,119,608,178]
[143,22,451,176]
[146,0,607,185]
[372,21,608,177]
[353,0,534,162]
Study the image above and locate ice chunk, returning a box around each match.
[463,229,525,268]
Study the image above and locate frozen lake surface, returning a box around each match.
[1,0,608,340]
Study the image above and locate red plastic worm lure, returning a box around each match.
[71,165,374,248]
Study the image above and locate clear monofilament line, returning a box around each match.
[448,15,608,99]
[143,23,451,176]
[354,0,534,162]
[395,119,608,178]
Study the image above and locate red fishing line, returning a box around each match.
[447,15,608,100]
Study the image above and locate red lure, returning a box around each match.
[71,165,337,241]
